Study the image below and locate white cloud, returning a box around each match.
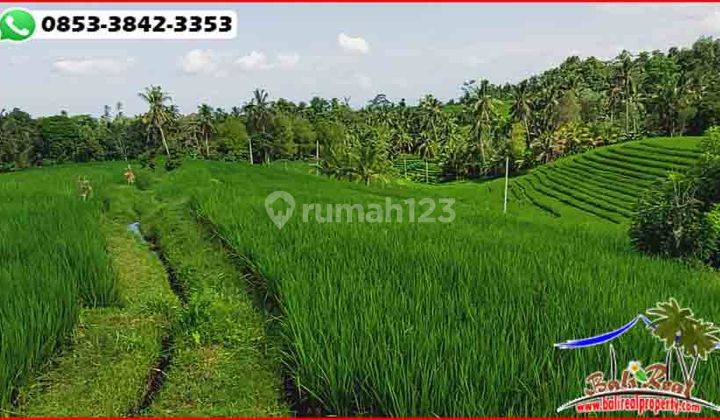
[355,73,372,90]
[701,10,720,33]
[52,57,135,76]
[180,49,219,76]
[8,55,29,66]
[235,51,273,71]
[276,53,300,69]
[338,33,370,54]
[461,55,485,67]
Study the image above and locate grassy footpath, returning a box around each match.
[136,169,287,416]
[17,184,179,416]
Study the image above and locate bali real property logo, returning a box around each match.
[555,298,720,415]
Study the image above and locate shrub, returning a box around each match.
[700,126,720,156]
[630,127,720,265]
[164,146,183,172]
[630,172,717,262]
[708,203,720,268]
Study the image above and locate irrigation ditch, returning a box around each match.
[125,220,186,417]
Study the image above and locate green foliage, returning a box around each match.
[629,127,720,266]
[0,108,40,171]
[38,115,81,162]
[215,116,249,161]
[555,89,581,126]
[700,126,720,156]
[291,115,317,158]
[164,145,183,172]
[506,122,527,169]
[322,125,393,184]
[630,172,717,262]
[270,113,297,159]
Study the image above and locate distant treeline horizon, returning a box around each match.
[2,36,718,182]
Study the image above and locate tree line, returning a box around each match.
[2,37,718,182]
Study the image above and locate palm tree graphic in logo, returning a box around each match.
[647,298,720,384]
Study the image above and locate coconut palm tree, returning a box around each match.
[139,86,173,157]
[244,88,272,164]
[510,81,533,147]
[613,52,638,134]
[418,95,445,181]
[197,103,216,158]
[470,80,496,167]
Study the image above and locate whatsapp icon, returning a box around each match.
[0,8,36,41]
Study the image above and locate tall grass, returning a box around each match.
[181,157,720,416]
[0,165,118,410]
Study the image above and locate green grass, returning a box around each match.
[134,172,288,416]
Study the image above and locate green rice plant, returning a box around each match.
[610,146,698,166]
[641,136,703,152]
[541,167,636,210]
[181,157,720,416]
[623,143,702,160]
[511,179,561,217]
[543,165,637,202]
[553,164,646,197]
[530,172,631,217]
[582,154,667,179]
[573,157,659,183]
[525,174,624,223]
[595,149,689,172]
[0,165,118,411]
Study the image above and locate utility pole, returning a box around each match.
[248,137,254,165]
[315,138,320,175]
[503,156,510,214]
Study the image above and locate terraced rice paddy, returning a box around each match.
[512,137,703,223]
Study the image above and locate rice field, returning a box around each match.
[3,137,720,416]
[182,137,720,415]
[0,164,119,410]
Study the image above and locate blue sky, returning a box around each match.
[1,3,719,116]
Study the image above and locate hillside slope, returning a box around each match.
[512,137,703,223]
